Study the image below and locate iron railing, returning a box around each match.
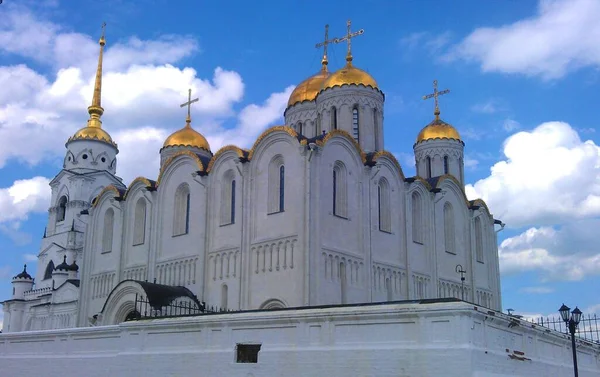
[127,294,236,321]
[528,313,600,344]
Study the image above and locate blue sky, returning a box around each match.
[0,0,599,325]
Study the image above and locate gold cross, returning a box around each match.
[333,20,364,62]
[423,80,450,119]
[101,22,106,38]
[315,24,335,67]
[180,88,199,124]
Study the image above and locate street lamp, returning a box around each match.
[559,304,583,377]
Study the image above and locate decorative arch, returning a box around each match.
[370,150,405,180]
[260,298,287,310]
[247,126,299,161]
[318,129,367,164]
[157,150,206,185]
[206,145,248,173]
[123,177,156,200]
[99,280,145,325]
[92,185,124,208]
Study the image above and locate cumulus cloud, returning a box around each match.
[0,3,291,190]
[446,0,600,79]
[0,177,51,224]
[499,220,600,281]
[466,122,600,227]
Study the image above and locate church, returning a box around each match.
[2,21,502,331]
[2,22,599,377]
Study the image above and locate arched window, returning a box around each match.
[352,107,360,142]
[173,183,190,236]
[56,196,67,222]
[220,171,236,225]
[378,178,391,232]
[221,284,228,311]
[333,162,347,218]
[412,192,423,243]
[426,157,432,178]
[444,156,449,175]
[297,122,303,135]
[133,198,146,246]
[43,260,55,280]
[444,202,455,254]
[373,109,379,150]
[268,156,285,214]
[475,217,484,263]
[102,208,114,253]
[331,107,337,130]
[340,262,347,304]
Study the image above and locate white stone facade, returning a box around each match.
[1,301,598,377]
[2,71,503,332]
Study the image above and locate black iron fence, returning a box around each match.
[127,294,237,321]
[529,313,600,344]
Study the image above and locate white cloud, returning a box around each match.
[464,156,479,170]
[502,119,520,132]
[0,177,51,224]
[499,220,600,281]
[466,122,600,227]
[446,0,600,79]
[400,31,452,57]
[518,286,554,294]
[24,254,38,262]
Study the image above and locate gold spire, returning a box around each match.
[87,22,106,128]
[315,24,335,71]
[422,79,450,121]
[333,20,364,65]
[68,22,116,147]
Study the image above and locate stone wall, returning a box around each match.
[1,301,597,377]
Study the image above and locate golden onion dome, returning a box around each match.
[322,61,378,91]
[70,126,115,146]
[163,122,211,152]
[288,67,330,107]
[416,116,461,143]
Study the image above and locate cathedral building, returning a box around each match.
[2,22,502,332]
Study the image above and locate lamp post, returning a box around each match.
[455,265,466,301]
[559,304,583,377]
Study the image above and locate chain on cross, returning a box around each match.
[180,88,199,124]
[315,24,335,67]
[333,20,364,62]
[423,79,450,119]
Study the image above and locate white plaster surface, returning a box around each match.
[0,301,598,377]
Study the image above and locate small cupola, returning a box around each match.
[11,264,34,299]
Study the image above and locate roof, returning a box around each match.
[136,280,200,309]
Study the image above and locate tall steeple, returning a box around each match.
[67,22,116,147]
[87,22,106,129]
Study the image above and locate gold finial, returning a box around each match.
[333,20,364,65]
[422,79,450,121]
[315,24,335,71]
[87,22,107,128]
[180,88,199,128]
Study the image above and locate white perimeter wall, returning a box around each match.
[0,301,598,377]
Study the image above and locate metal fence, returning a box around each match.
[529,313,600,344]
[127,294,236,321]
